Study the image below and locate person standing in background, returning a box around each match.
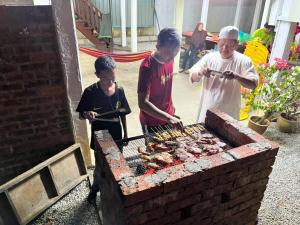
[181,22,207,72]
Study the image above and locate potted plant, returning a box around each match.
[276,65,300,133]
[248,59,288,134]
[249,58,300,134]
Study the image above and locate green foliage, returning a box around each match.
[253,59,300,122]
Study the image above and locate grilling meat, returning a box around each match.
[148,162,160,169]
[155,144,171,152]
[137,146,151,155]
[140,155,151,161]
[153,152,173,164]
[175,148,194,161]
[146,142,156,152]
[186,146,203,154]
[164,140,180,147]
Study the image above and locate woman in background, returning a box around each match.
[181,22,207,72]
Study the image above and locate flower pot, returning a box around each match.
[277,113,300,133]
[248,116,270,134]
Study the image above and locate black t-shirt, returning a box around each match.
[76,82,131,150]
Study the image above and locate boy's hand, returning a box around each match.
[167,115,183,130]
[83,111,98,122]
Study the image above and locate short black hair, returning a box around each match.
[157,28,181,48]
[94,55,116,74]
[264,23,275,30]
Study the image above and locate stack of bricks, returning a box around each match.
[95,109,279,225]
[0,6,74,184]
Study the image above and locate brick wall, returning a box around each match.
[95,109,279,225]
[0,6,74,184]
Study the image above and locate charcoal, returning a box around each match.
[136,164,147,175]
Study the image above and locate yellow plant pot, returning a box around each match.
[277,113,299,133]
[248,116,270,134]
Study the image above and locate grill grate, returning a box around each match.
[118,124,232,176]
[121,136,147,171]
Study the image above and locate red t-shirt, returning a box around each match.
[137,54,174,126]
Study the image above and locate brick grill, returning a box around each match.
[95,109,279,225]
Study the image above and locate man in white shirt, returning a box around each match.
[190,26,259,123]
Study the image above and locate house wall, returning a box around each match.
[92,0,155,28]
[154,0,176,33]
[0,6,74,184]
[155,0,259,34]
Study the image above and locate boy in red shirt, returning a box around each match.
[138,28,182,134]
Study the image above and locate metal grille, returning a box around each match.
[121,135,147,172]
[119,124,233,176]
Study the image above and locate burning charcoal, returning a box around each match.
[136,164,147,175]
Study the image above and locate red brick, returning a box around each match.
[166,194,201,213]
[162,164,193,193]
[126,207,165,225]
[142,211,181,225]
[142,190,180,212]
[121,175,164,207]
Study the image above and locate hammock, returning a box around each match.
[79,47,152,63]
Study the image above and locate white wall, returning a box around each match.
[239,0,257,33]
[182,0,203,32]
[207,0,237,33]
[155,0,176,33]
[154,0,260,34]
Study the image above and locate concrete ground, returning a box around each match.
[30,47,300,225]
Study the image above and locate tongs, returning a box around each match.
[95,108,127,117]
[93,117,120,122]
[209,69,224,78]
[93,108,127,123]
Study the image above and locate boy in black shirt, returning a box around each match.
[76,56,131,204]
